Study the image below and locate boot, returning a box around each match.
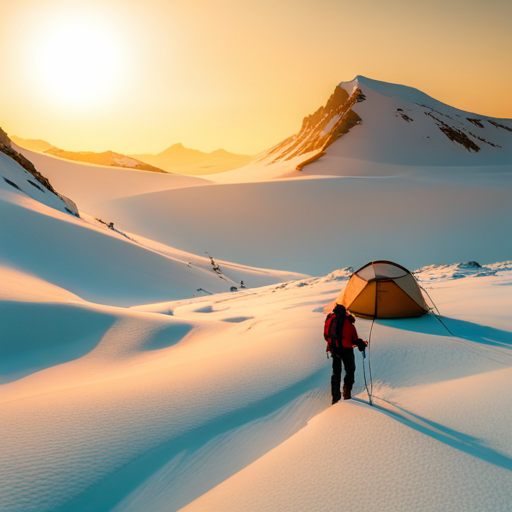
[342,383,352,400]
[331,377,341,404]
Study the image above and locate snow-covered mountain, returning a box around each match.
[280,75,512,167]
[218,76,512,181]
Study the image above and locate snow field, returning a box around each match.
[2,267,511,511]
[181,399,512,512]
[74,173,512,276]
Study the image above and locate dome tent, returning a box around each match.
[336,261,429,319]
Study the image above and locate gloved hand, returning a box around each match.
[356,338,368,352]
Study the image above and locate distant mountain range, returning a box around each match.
[12,136,252,176]
[10,136,54,154]
[11,137,168,174]
[130,143,252,175]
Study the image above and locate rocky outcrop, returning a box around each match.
[487,120,512,133]
[0,127,79,216]
[0,127,11,147]
[424,112,481,152]
[260,85,364,170]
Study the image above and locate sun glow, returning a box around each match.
[36,22,121,107]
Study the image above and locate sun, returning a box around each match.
[37,22,121,107]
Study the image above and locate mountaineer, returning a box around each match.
[324,304,367,403]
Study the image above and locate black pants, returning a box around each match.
[331,347,355,401]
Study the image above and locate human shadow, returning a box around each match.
[353,396,512,472]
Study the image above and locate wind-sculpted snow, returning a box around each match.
[1,264,511,511]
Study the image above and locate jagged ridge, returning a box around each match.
[261,86,365,170]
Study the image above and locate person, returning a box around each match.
[328,305,367,404]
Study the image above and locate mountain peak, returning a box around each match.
[339,76,443,111]
[258,76,512,172]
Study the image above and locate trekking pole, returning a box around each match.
[361,318,375,406]
[361,348,373,406]
[368,318,375,398]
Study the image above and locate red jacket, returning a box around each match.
[340,319,359,348]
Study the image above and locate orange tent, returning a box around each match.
[335,261,429,319]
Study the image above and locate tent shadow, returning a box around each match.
[353,396,512,472]
[374,314,512,348]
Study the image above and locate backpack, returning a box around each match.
[324,308,346,356]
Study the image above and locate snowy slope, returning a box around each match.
[0,151,304,307]
[14,137,511,276]
[14,144,210,206]
[1,263,510,512]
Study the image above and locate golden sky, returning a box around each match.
[1,0,511,155]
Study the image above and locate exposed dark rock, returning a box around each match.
[487,120,512,133]
[1,136,59,193]
[424,112,480,152]
[296,151,326,171]
[397,109,413,122]
[467,118,484,128]
[265,86,363,169]
[3,177,21,190]
[467,132,500,148]
[322,109,361,149]
[0,127,11,148]
[27,180,45,192]
[95,217,134,241]
[299,86,350,133]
